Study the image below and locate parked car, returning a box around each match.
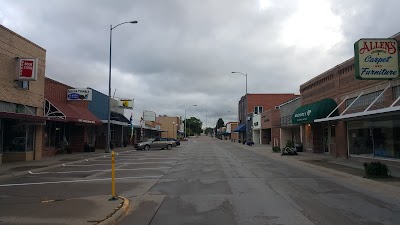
[166,138,180,146]
[135,138,176,150]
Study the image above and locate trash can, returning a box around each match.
[295,143,303,152]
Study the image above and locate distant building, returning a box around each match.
[156,115,181,139]
[237,93,299,142]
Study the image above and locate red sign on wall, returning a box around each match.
[18,58,37,81]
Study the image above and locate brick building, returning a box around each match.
[44,78,101,155]
[0,25,46,163]
[226,122,238,141]
[237,93,298,142]
[293,33,400,161]
[156,116,181,139]
[259,108,281,145]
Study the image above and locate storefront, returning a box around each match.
[233,124,246,142]
[292,98,338,153]
[278,97,302,149]
[0,112,46,162]
[252,114,261,144]
[44,78,102,155]
[0,24,47,163]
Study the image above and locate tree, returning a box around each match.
[184,117,203,136]
[216,118,225,129]
[215,118,225,138]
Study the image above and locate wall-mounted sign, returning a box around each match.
[17,58,38,81]
[117,99,133,109]
[67,89,92,101]
[143,110,156,122]
[354,39,399,80]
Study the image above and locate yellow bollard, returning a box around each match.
[110,151,117,200]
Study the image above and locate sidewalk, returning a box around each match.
[0,146,135,179]
[0,147,133,225]
[0,195,129,225]
[227,141,400,187]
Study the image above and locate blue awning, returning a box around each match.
[233,124,246,132]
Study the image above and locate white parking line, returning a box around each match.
[0,175,163,187]
[91,160,178,163]
[28,167,172,175]
[97,158,179,161]
[64,161,177,167]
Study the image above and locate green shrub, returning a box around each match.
[285,140,294,148]
[363,161,390,178]
[272,146,281,153]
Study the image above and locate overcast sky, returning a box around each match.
[1,0,398,127]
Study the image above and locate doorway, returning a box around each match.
[323,126,330,153]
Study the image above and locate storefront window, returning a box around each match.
[348,116,400,158]
[45,121,69,148]
[2,119,35,152]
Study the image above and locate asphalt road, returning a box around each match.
[1,136,399,225]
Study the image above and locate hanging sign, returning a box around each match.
[354,39,399,80]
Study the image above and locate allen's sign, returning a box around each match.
[18,58,38,81]
[354,39,399,80]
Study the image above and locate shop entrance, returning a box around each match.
[323,126,330,153]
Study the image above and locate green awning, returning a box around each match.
[292,98,338,124]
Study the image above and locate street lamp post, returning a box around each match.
[106,20,138,153]
[231,71,247,95]
[172,122,175,139]
[184,105,197,138]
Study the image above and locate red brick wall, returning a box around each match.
[299,34,400,157]
[239,94,298,124]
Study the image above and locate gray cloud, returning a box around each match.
[1,0,398,127]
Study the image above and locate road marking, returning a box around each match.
[64,161,177,167]
[28,167,172,175]
[0,175,163,187]
[100,157,179,160]
[92,159,178,163]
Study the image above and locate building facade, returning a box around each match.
[156,116,181,139]
[88,88,131,148]
[0,25,46,163]
[293,33,400,161]
[238,94,299,142]
[226,122,239,141]
[44,78,102,155]
[278,97,301,149]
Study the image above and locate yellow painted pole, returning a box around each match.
[110,150,117,200]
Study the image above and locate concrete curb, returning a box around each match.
[98,196,130,225]
[0,149,135,180]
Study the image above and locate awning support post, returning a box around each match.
[390,96,400,107]
[326,96,348,118]
[340,92,363,116]
[365,83,391,111]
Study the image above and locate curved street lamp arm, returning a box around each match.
[112,21,138,30]
[231,71,247,77]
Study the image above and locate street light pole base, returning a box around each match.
[108,196,118,201]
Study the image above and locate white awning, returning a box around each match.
[314,105,400,122]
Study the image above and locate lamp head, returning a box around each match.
[130,21,138,24]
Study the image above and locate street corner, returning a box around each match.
[97,195,130,225]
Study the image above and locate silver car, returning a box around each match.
[135,138,176,150]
